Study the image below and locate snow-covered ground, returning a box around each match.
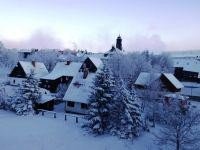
[0,110,160,150]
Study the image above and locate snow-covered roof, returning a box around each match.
[18,49,32,53]
[58,53,76,61]
[105,48,125,56]
[88,53,105,59]
[76,51,88,58]
[41,62,82,80]
[63,72,96,103]
[173,58,200,74]
[162,73,184,89]
[38,88,55,104]
[134,72,161,86]
[87,57,103,69]
[135,72,183,90]
[19,61,48,79]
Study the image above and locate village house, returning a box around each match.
[172,58,200,100]
[134,72,184,94]
[9,61,49,86]
[8,61,55,110]
[63,57,102,114]
[173,58,200,83]
[40,61,82,93]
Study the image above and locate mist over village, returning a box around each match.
[0,0,200,150]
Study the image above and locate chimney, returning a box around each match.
[83,68,89,79]
[66,60,71,65]
[32,61,36,67]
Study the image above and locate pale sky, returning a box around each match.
[0,0,200,52]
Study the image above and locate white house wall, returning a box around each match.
[65,101,88,115]
[8,77,25,86]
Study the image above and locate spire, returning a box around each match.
[116,35,122,50]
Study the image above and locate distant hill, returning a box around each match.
[168,50,200,58]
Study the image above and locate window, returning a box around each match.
[67,101,75,107]
[81,103,88,109]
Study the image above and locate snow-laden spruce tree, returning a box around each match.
[110,80,142,139]
[11,70,41,115]
[85,65,115,135]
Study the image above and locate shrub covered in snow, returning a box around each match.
[8,71,41,115]
[156,101,200,150]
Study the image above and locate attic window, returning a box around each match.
[83,68,89,79]
[73,81,82,88]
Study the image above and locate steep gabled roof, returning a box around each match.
[19,61,48,78]
[104,47,125,57]
[162,73,184,89]
[63,72,96,103]
[134,72,161,86]
[37,88,55,104]
[41,62,82,80]
[135,72,183,90]
[87,57,103,69]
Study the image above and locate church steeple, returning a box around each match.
[116,35,122,50]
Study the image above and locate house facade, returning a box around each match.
[63,57,102,114]
[40,61,82,93]
[173,58,200,82]
[9,61,49,86]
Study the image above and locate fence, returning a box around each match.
[37,109,84,123]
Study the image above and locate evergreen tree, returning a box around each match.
[86,65,115,135]
[111,80,142,139]
[11,70,41,115]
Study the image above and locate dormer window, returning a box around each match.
[83,63,86,69]
[83,68,89,79]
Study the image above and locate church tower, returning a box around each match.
[116,35,122,50]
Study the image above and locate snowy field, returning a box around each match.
[0,110,160,150]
